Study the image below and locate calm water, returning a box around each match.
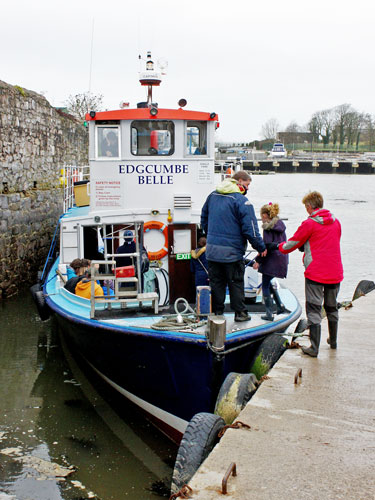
[249,173,375,303]
[0,295,174,499]
[0,173,374,499]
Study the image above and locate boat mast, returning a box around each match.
[139,51,162,109]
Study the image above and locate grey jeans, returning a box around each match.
[305,278,340,326]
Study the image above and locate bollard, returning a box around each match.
[208,315,226,351]
[208,315,227,411]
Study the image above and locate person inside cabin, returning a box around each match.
[115,230,136,268]
[101,130,119,157]
[64,259,86,293]
[75,269,104,300]
[190,237,209,287]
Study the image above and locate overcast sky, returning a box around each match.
[2,0,374,142]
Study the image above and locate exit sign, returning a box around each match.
[176,253,191,260]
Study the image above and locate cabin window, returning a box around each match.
[97,126,120,158]
[186,121,207,155]
[131,121,174,156]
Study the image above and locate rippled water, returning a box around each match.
[0,173,374,499]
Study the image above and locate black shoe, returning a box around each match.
[234,311,251,322]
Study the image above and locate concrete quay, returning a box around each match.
[188,292,375,499]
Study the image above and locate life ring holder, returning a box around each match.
[144,221,168,261]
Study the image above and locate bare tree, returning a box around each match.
[285,121,301,133]
[261,118,280,140]
[284,121,302,144]
[362,114,375,149]
[65,92,104,121]
[320,109,335,146]
[308,113,324,142]
[333,103,353,146]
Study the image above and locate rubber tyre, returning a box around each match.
[30,285,50,321]
[248,333,287,380]
[171,412,225,494]
[214,372,258,424]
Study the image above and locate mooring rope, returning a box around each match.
[151,297,207,331]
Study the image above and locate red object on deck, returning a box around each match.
[116,266,135,278]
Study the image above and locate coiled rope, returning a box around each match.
[151,297,207,331]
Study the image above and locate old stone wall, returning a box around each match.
[0,80,88,298]
[0,190,61,298]
[0,80,88,192]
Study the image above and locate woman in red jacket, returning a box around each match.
[278,191,343,357]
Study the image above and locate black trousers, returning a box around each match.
[208,260,246,314]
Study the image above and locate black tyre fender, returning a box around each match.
[30,284,50,321]
[248,333,287,380]
[171,412,225,494]
[214,372,258,424]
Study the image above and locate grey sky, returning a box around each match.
[1,0,374,142]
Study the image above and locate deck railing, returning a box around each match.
[62,165,90,213]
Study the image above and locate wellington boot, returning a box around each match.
[261,296,274,321]
[270,284,290,314]
[327,321,338,349]
[301,324,321,357]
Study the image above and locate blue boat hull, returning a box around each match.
[52,310,267,442]
[44,260,301,443]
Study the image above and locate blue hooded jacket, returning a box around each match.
[200,178,265,262]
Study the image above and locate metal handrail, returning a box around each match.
[63,165,90,213]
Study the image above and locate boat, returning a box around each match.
[33,52,301,444]
[270,142,287,158]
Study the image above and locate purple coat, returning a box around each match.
[258,218,288,278]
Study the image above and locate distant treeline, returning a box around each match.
[231,104,375,151]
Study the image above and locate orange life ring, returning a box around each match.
[144,221,168,260]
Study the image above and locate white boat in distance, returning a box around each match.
[270,142,287,158]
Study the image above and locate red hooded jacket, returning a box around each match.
[278,208,343,284]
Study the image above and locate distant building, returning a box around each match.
[278,132,313,144]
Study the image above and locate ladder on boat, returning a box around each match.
[89,259,159,319]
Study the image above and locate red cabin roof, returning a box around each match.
[85,108,218,122]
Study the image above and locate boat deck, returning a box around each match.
[46,260,301,338]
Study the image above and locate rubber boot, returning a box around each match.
[261,296,274,321]
[301,324,321,357]
[326,321,338,349]
[270,285,290,314]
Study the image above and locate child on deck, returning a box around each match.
[190,237,209,287]
[254,203,289,321]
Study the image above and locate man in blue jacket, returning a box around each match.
[201,171,266,321]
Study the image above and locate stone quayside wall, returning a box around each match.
[0,80,88,298]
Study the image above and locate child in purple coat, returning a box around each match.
[254,203,289,321]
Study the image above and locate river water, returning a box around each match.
[0,173,374,499]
